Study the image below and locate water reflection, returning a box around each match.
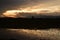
[0,29,60,40]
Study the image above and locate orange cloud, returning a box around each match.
[2,10,20,18]
[2,6,60,18]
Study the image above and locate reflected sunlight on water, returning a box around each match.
[6,29,60,40]
[0,29,60,40]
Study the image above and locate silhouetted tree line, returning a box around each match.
[0,18,60,29]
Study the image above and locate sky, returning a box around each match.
[0,0,60,18]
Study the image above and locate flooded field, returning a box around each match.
[0,28,60,40]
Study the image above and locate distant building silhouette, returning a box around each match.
[32,16,34,19]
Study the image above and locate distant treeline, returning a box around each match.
[0,17,60,29]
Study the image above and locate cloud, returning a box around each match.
[0,0,60,10]
[1,5,60,18]
[0,0,60,18]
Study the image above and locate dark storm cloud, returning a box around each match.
[0,0,49,8]
[0,0,26,9]
[0,0,26,14]
[0,0,54,9]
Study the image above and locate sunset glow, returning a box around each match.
[2,6,60,18]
